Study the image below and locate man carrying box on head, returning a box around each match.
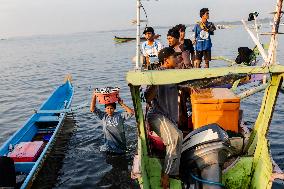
[90,90,134,154]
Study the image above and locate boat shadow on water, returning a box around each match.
[95,153,139,189]
[31,114,77,189]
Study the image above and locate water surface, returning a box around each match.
[0,25,284,188]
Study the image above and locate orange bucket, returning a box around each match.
[94,87,120,104]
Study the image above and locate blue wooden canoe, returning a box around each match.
[0,78,74,189]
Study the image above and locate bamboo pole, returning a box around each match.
[266,0,283,66]
[135,0,141,69]
[237,84,268,99]
[241,20,268,62]
[254,15,260,41]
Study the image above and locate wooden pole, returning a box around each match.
[242,20,267,61]
[237,84,268,99]
[135,0,141,69]
[266,0,283,66]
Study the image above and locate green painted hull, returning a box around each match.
[114,36,146,43]
[128,65,284,189]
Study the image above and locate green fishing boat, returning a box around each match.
[114,36,146,43]
[127,0,284,188]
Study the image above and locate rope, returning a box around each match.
[190,173,225,187]
[140,2,148,29]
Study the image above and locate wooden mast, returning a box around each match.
[266,0,283,65]
[135,0,141,69]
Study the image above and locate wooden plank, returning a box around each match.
[130,85,151,189]
[244,73,283,188]
[36,110,65,114]
[247,73,283,155]
[37,116,59,122]
[15,162,35,173]
[126,65,284,86]
[260,32,284,35]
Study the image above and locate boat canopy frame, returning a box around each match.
[127,65,284,188]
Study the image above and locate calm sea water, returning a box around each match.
[0,25,284,188]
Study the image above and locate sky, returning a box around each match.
[0,0,276,37]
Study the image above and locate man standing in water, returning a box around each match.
[193,8,216,68]
[141,27,163,68]
[90,96,134,154]
[145,47,183,189]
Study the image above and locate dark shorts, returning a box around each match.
[195,50,211,61]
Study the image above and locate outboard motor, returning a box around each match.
[0,156,16,188]
[180,124,234,189]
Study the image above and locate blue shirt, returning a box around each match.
[94,107,133,153]
[193,22,213,51]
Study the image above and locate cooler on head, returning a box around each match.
[94,87,120,104]
[191,88,240,132]
[8,141,45,162]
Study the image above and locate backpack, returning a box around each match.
[235,47,254,65]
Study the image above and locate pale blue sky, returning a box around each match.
[0,0,275,37]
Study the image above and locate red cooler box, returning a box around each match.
[9,141,45,162]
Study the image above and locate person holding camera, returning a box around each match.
[193,8,216,68]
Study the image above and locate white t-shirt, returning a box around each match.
[141,40,163,57]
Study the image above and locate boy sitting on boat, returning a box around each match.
[90,94,134,154]
[145,47,183,189]
[141,27,163,68]
[193,8,216,68]
[167,28,192,68]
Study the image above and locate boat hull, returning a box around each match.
[0,80,74,189]
[114,36,146,43]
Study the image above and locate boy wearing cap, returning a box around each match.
[193,8,216,68]
[145,47,183,189]
[141,27,163,67]
[90,95,134,154]
[167,28,192,69]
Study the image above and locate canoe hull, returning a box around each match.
[0,80,74,189]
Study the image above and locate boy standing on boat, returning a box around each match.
[145,47,183,189]
[90,95,134,154]
[141,27,163,67]
[193,8,216,68]
[167,28,192,68]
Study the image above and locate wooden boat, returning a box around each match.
[128,0,284,188]
[114,36,146,43]
[114,34,160,43]
[128,64,284,189]
[0,77,74,189]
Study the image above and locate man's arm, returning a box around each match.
[193,24,198,45]
[90,92,97,112]
[118,98,134,115]
[190,51,195,65]
[90,92,105,120]
[144,85,157,103]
